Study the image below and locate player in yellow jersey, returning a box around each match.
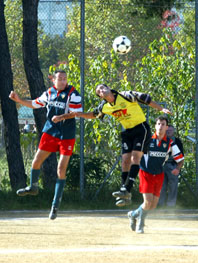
[57,84,172,206]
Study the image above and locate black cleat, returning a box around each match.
[16,186,39,196]
[49,206,58,220]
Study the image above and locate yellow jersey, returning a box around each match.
[93,90,151,129]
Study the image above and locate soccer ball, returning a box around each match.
[112,36,131,54]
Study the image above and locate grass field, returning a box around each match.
[0,209,198,263]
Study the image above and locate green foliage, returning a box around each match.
[0,148,9,191]
[177,154,198,208]
[67,0,162,64]
[133,29,195,137]
[178,4,195,49]
[66,154,111,190]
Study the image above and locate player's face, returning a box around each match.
[155,120,168,137]
[96,85,111,99]
[53,72,67,91]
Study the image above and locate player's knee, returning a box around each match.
[131,154,142,165]
[122,155,131,168]
[32,158,41,170]
[143,200,152,210]
[57,166,67,179]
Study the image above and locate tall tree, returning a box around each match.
[22,0,57,190]
[0,0,26,190]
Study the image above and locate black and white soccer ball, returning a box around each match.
[112,36,131,54]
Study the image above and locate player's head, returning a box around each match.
[52,70,67,90]
[155,115,169,137]
[95,84,111,99]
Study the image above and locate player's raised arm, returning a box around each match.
[9,91,35,109]
[132,91,172,115]
[149,101,172,115]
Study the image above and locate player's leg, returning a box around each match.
[112,130,134,204]
[125,150,143,191]
[150,195,160,210]
[114,122,151,201]
[113,152,132,206]
[158,172,168,207]
[132,169,154,233]
[17,133,58,197]
[49,138,75,220]
[49,155,70,220]
[113,150,143,199]
[121,153,131,185]
[128,202,148,234]
[135,193,155,234]
[16,149,51,196]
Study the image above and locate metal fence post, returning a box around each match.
[80,0,85,199]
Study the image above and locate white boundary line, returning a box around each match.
[0,245,198,254]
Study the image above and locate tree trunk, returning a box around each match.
[22,0,57,190]
[0,1,26,190]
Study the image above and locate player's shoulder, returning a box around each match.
[98,99,107,108]
[119,90,135,101]
[68,85,81,96]
[120,90,133,96]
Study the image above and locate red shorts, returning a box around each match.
[139,169,164,197]
[39,133,75,156]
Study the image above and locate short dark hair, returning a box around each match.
[53,70,66,78]
[155,115,169,126]
[95,84,109,97]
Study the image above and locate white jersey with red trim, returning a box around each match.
[140,133,184,174]
[32,85,82,139]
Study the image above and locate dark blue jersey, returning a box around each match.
[32,85,82,140]
[140,133,184,175]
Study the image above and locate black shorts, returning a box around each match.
[121,121,151,154]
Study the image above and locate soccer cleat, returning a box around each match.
[112,187,131,199]
[116,198,131,207]
[16,186,39,196]
[136,225,144,234]
[136,217,144,234]
[49,206,58,220]
[128,211,136,231]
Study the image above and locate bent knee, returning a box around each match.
[143,201,153,210]
[32,158,42,170]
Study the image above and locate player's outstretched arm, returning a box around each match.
[9,91,35,109]
[75,112,96,119]
[52,112,76,123]
[149,101,172,115]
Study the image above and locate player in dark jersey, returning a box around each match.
[61,84,172,206]
[9,70,82,220]
[128,116,184,234]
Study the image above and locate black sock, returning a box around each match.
[125,164,140,192]
[121,172,128,185]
